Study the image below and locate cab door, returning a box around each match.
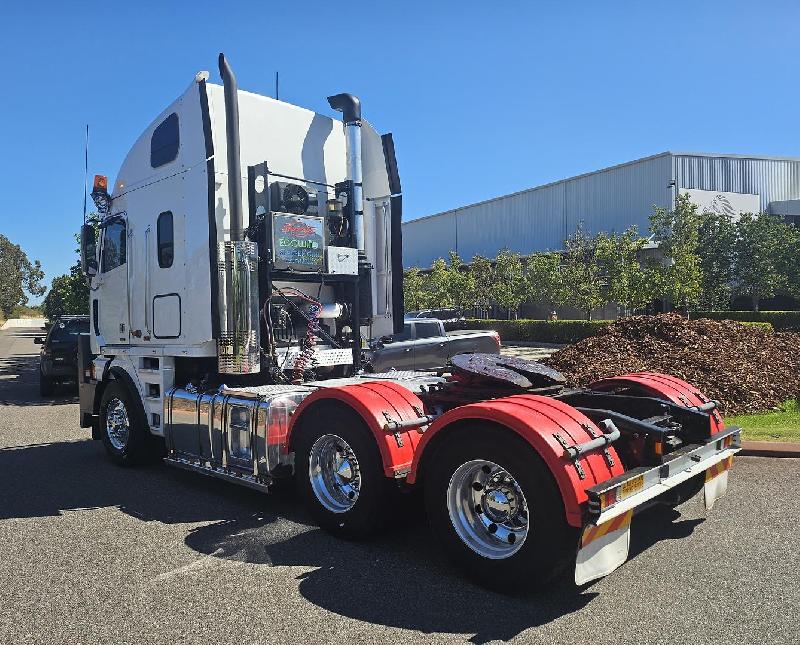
[97,216,130,344]
[411,321,449,370]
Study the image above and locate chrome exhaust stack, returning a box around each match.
[327,93,364,252]
[217,53,260,374]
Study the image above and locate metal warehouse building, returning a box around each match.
[402,151,800,268]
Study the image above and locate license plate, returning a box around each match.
[620,474,644,499]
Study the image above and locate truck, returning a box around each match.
[76,54,741,590]
[364,318,501,372]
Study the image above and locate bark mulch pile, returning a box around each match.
[544,314,800,415]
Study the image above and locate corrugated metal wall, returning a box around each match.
[403,153,672,267]
[675,155,800,213]
[402,152,800,268]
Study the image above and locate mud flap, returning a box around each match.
[704,456,733,510]
[575,510,632,586]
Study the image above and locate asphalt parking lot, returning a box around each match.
[1,325,798,644]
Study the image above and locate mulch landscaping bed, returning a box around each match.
[544,314,800,415]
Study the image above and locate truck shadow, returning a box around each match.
[0,437,595,642]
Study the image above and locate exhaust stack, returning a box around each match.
[218,53,244,240]
[327,93,364,252]
[217,53,260,375]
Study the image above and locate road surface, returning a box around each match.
[0,326,797,644]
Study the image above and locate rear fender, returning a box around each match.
[286,381,427,477]
[590,372,724,432]
[405,395,624,528]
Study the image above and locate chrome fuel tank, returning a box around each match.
[165,386,311,476]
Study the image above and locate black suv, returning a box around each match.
[35,316,90,396]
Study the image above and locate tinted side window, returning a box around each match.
[415,322,442,339]
[151,113,179,168]
[392,324,413,342]
[101,221,126,272]
[157,211,174,268]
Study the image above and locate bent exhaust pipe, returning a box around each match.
[219,53,244,241]
[327,93,364,252]
[217,53,260,374]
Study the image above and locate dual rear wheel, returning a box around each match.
[294,411,575,589]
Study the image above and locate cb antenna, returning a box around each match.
[82,124,89,225]
[275,71,279,100]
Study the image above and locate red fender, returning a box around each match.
[405,395,624,528]
[590,372,725,432]
[286,381,426,477]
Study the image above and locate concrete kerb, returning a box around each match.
[739,441,800,458]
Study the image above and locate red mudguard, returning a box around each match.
[589,372,725,432]
[405,395,624,528]
[285,381,427,477]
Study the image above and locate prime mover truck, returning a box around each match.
[77,54,740,589]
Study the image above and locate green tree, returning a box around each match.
[41,216,99,321]
[470,255,495,317]
[649,193,703,312]
[491,249,527,319]
[525,252,565,312]
[732,212,798,312]
[42,264,89,321]
[0,234,45,317]
[561,226,606,320]
[595,227,654,315]
[427,258,453,308]
[697,210,737,310]
[444,251,476,312]
[403,267,429,312]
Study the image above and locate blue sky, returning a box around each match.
[1,1,798,302]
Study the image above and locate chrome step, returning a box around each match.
[164,455,271,493]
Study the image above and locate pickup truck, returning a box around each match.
[364,318,501,372]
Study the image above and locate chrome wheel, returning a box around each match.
[447,459,529,559]
[105,397,130,451]
[308,434,362,513]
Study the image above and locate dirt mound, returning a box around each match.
[545,314,800,415]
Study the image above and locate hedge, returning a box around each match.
[693,311,800,331]
[466,318,774,344]
[465,319,612,343]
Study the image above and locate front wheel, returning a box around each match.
[293,404,389,539]
[424,426,577,591]
[99,379,159,466]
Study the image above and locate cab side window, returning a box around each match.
[151,113,179,168]
[415,322,442,339]
[101,221,127,273]
[157,211,174,268]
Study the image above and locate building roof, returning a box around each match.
[405,151,800,225]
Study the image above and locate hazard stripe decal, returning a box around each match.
[705,455,733,482]
[581,510,633,548]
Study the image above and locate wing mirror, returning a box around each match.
[379,335,394,344]
[80,223,98,277]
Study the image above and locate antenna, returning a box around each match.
[83,124,89,224]
[275,71,279,100]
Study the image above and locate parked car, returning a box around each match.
[364,318,500,372]
[34,316,90,395]
[405,308,466,329]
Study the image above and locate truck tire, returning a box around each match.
[39,370,55,397]
[424,425,577,592]
[99,379,158,466]
[293,404,389,539]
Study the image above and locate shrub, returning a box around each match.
[466,319,612,344]
[693,311,800,331]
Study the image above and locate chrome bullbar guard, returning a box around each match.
[586,426,742,527]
